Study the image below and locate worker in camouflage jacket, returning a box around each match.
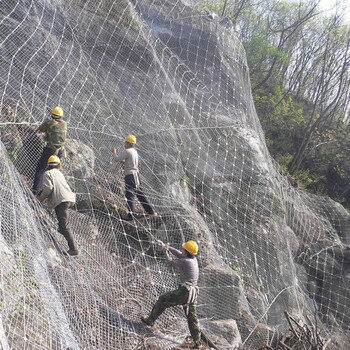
[33,106,67,195]
[141,240,201,349]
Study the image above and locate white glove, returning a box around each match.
[155,239,165,248]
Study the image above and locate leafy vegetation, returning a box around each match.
[199,0,350,207]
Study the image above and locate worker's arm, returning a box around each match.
[112,149,128,162]
[163,245,182,262]
[37,120,48,133]
[167,246,183,258]
[37,172,53,202]
[167,258,184,268]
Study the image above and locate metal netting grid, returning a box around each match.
[1,0,350,349]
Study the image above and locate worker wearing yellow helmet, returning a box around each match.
[111,134,157,220]
[37,155,78,256]
[141,240,201,349]
[32,106,67,195]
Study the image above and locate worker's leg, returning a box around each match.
[135,188,156,214]
[132,173,156,215]
[186,298,201,347]
[142,286,188,325]
[55,202,78,253]
[124,174,136,215]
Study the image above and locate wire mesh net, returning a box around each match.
[1,0,350,349]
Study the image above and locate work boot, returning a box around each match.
[141,316,154,326]
[64,249,79,256]
[59,229,78,252]
[144,210,158,216]
[121,213,133,221]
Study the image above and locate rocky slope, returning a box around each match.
[0,0,349,349]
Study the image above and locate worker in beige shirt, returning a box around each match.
[112,134,157,220]
[38,155,78,256]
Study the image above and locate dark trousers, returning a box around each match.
[125,174,155,215]
[147,285,201,346]
[32,147,56,194]
[55,202,77,251]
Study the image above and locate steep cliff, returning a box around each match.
[0,0,349,349]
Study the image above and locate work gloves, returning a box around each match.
[155,239,166,248]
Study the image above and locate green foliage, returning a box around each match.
[294,169,317,190]
[11,147,18,160]
[197,0,227,16]
[253,85,306,159]
[244,35,289,85]
[275,154,293,173]
[253,79,350,206]
[198,0,350,207]
[239,2,350,207]
[300,124,350,205]
[232,265,241,275]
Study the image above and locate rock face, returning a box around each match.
[0,0,350,349]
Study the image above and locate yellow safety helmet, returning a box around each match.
[182,240,198,256]
[47,155,61,165]
[51,106,63,118]
[125,134,136,144]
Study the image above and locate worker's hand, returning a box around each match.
[27,124,37,131]
[111,147,117,154]
[36,132,45,140]
[155,239,165,248]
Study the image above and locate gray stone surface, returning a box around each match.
[0,0,350,349]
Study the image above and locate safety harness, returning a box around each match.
[182,282,199,316]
